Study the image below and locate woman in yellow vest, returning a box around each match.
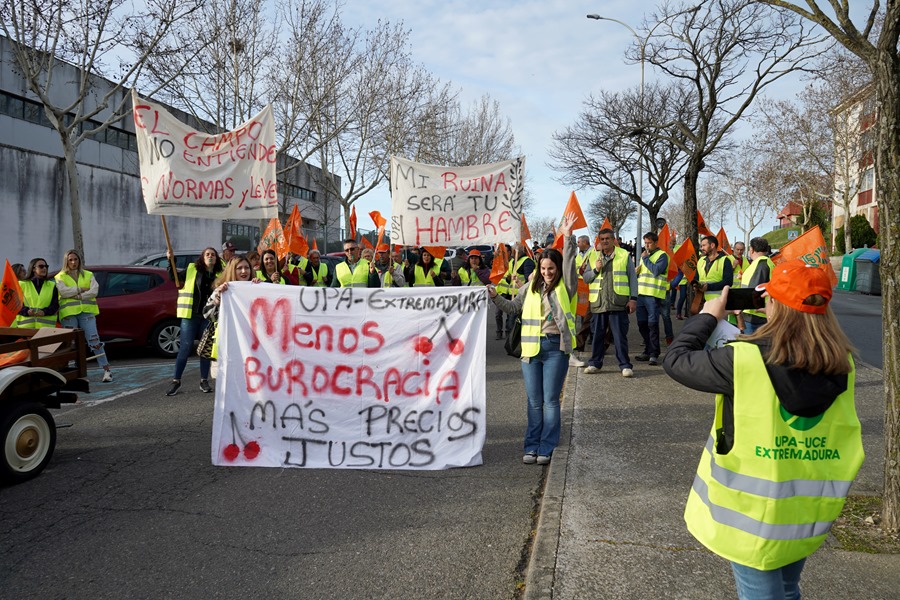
[404,248,444,287]
[166,247,224,396]
[17,257,59,329]
[488,214,577,466]
[664,260,862,599]
[55,250,112,382]
[256,249,288,284]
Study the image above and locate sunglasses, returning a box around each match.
[36,264,48,268]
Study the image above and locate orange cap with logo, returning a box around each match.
[757,259,833,314]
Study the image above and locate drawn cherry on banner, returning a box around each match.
[222,412,261,462]
[411,317,465,358]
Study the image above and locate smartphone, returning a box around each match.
[724,288,765,311]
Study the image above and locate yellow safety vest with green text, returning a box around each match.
[684,343,863,570]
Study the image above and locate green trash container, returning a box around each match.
[854,249,881,295]
[838,248,869,291]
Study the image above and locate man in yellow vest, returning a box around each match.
[17,258,59,328]
[372,244,406,287]
[573,235,595,355]
[635,232,669,366]
[301,250,332,287]
[731,241,750,286]
[581,228,638,378]
[697,235,733,301]
[741,237,775,334]
[333,239,380,288]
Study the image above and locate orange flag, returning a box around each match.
[657,224,679,281]
[521,215,533,243]
[697,210,713,237]
[774,226,837,287]
[361,237,375,250]
[349,205,358,240]
[563,191,589,230]
[311,239,319,252]
[594,217,614,249]
[423,245,445,263]
[716,227,732,255]
[673,238,699,283]
[489,243,510,284]
[1,260,24,327]
[369,210,387,249]
[284,205,309,257]
[258,217,286,257]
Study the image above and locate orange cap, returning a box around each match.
[376,244,390,253]
[757,259,832,314]
[467,249,481,257]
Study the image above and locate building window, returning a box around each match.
[860,168,874,192]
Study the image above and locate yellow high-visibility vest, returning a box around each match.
[56,271,99,319]
[519,284,576,358]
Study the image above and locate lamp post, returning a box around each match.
[586,14,647,248]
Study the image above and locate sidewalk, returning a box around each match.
[524,315,899,599]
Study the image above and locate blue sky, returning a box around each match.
[341,0,797,242]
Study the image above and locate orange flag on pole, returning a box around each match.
[423,245,445,263]
[563,191,589,230]
[284,205,309,257]
[258,217,286,257]
[657,224,679,281]
[361,237,375,250]
[369,210,387,250]
[1,260,24,327]
[697,210,713,237]
[673,238,699,283]
[716,227,732,255]
[349,206,358,240]
[594,217,614,249]
[773,225,837,287]
[311,238,318,252]
[489,243,510,285]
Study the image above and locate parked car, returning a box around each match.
[92,265,180,358]
[131,250,203,271]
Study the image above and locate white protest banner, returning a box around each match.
[132,90,278,219]
[390,155,525,246]
[211,284,488,470]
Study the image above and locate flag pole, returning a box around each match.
[160,216,180,288]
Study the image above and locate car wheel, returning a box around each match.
[150,320,181,358]
[1,402,56,484]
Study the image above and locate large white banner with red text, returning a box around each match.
[132,91,278,219]
[211,284,488,470]
[389,155,525,246]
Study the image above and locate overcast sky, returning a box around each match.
[340,0,800,242]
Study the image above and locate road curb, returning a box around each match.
[523,365,577,600]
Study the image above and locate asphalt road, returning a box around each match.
[0,306,542,600]
[830,289,883,369]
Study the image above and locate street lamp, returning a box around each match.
[587,6,700,244]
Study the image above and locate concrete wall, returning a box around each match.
[0,144,221,269]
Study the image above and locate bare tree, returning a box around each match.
[0,0,204,261]
[712,144,780,245]
[641,0,826,249]
[587,189,637,237]
[550,81,691,232]
[756,0,900,531]
[525,216,558,246]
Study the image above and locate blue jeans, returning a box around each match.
[636,296,661,357]
[743,320,764,334]
[173,316,211,381]
[675,285,687,316]
[589,311,632,369]
[61,313,109,369]
[731,558,805,600]
[520,334,567,456]
[660,294,674,339]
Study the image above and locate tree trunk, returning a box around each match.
[874,55,900,533]
[61,141,85,263]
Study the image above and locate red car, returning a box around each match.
[91,265,180,357]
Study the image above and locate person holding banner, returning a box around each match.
[166,248,223,396]
[405,248,444,287]
[663,264,862,600]
[202,255,256,375]
[257,249,288,285]
[488,214,578,466]
[17,258,59,329]
[55,250,113,382]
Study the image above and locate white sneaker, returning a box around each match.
[569,356,586,367]
[102,370,112,383]
[621,368,634,378]
[583,366,601,374]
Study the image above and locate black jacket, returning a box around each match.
[663,314,848,453]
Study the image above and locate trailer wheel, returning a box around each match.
[1,402,56,484]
